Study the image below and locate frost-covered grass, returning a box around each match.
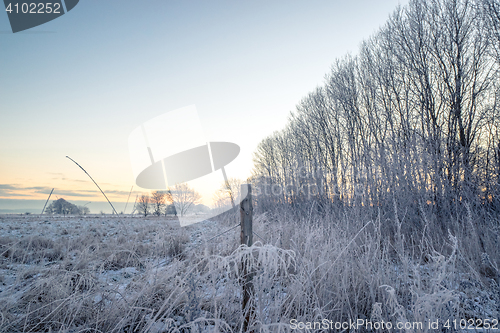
[0,210,498,332]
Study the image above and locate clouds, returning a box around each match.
[0,184,32,197]
[0,183,133,199]
[47,172,90,183]
[0,184,65,197]
[0,184,20,190]
[0,169,135,199]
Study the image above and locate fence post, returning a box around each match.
[240,184,254,332]
[240,184,253,247]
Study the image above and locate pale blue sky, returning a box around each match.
[0,0,407,212]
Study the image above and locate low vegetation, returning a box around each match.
[0,207,498,332]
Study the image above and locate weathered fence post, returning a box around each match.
[240,184,253,247]
[240,184,254,332]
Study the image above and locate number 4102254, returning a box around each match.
[5,3,62,14]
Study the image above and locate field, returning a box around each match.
[0,210,498,332]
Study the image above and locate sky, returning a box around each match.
[0,0,407,213]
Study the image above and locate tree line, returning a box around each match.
[251,0,500,248]
[135,183,206,217]
[42,183,207,217]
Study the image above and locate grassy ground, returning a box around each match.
[0,212,498,332]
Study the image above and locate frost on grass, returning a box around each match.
[0,213,498,332]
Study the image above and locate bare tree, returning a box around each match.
[251,0,500,254]
[212,177,243,213]
[136,194,150,217]
[151,191,166,216]
[167,183,201,217]
[77,205,90,215]
[482,0,500,63]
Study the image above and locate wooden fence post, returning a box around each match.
[240,184,253,247]
[240,184,254,332]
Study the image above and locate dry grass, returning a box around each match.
[0,210,497,332]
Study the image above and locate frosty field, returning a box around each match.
[0,211,498,332]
